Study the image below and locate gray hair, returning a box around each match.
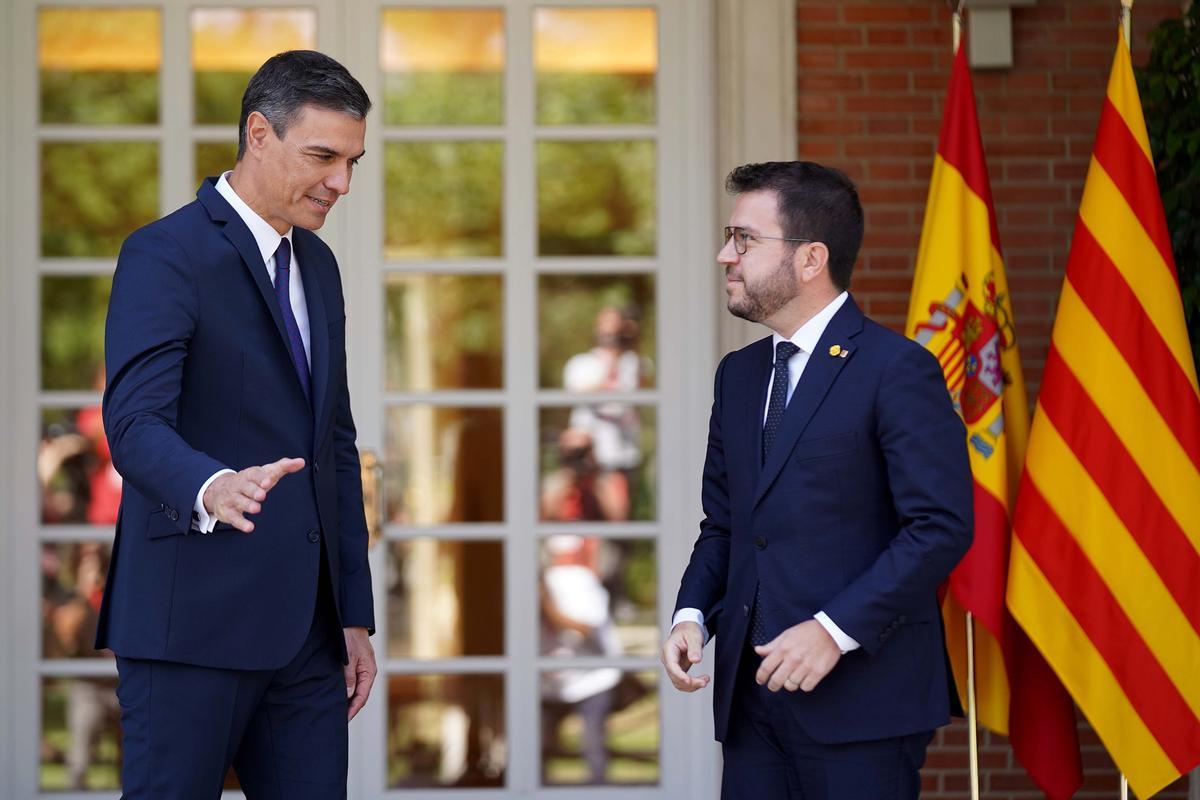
[237,50,371,160]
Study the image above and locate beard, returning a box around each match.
[727,254,798,323]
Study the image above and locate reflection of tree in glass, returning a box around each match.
[194,71,254,124]
[385,142,503,258]
[385,275,503,391]
[538,141,655,256]
[385,73,503,126]
[537,73,654,125]
[41,71,157,125]
[194,142,239,187]
[41,276,111,391]
[41,142,158,257]
[538,275,655,389]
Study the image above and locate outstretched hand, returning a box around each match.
[661,621,710,692]
[202,457,306,532]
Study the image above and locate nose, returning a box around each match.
[717,237,739,266]
[325,164,352,196]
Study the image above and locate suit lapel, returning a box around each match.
[741,338,774,489]
[199,181,299,393]
[753,298,866,507]
[293,232,331,444]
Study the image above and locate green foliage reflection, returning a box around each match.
[40,70,157,125]
[538,141,655,256]
[384,73,503,125]
[41,142,159,257]
[195,141,239,187]
[537,73,655,125]
[194,71,253,124]
[385,142,503,258]
[41,276,111,391]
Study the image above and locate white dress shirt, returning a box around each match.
[672,291,861,653]
[192,172,312,532]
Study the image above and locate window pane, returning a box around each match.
[39,8,160,125]
[40,676,120,790]
[191,8,316,125]
[385,274,503,391]
[41,142,159,257]
[537,140,655,256]
[386,406,504,525]
[538,274,655,389]
[539,407,656,523]
[541,670,658,786]
[41,542,114,658]
[535,8,656,125]
[388,673,505,787]
[40,408,120,526]
[41,276,111,391]
[195,141,238,188]
[381,10,504,125]
[540,537,657,658]
[387,540,504,658]
[385,141,503,259]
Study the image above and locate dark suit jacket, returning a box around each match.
[675,296,972,743]
[96,178,374,670]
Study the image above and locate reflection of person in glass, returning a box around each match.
[98,52,376,797]
[562,306,651,521]
[38,369,120,525]
[42,544,118,788]
[662,162,972,799]
[540,427,626,522]
[540,535,622,784]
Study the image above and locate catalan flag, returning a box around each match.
[908,42,1082,799]
[1007,26,1200,799]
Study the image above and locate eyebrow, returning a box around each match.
[303,145,367,161]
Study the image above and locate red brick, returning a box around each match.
[796,6,839,23]
[800,117,863,135]
[845,139,933,158]
[867,27,909,46]
[798,50,840,69]
[798,73,863,92]
[797,139,842,159]
[866,117,910,135]
[844,95,932,114]
[798,94,840,115]
[1005,161,1050,182]
[842,4,935,23]
[866,161,913,181]
[867,74,911,93]
[1003,117,1049,136]
[845,49,936,70]
[797,25,863,46]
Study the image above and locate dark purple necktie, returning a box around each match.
[272,238,311,403]
[750,340,801,646]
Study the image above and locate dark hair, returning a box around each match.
[724,161,864,291]
[237,50,372,160]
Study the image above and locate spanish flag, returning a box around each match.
[1008,27,1200,799]
[907,43,1082,799]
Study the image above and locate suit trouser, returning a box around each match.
[115,566,347,800]
[721,644,932,800]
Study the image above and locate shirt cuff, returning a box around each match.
[814,611,860,653]
[671,607,710,646]
[193,469,235,533]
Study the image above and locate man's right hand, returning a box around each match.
[202,457,306,533]
[661,621,710,692]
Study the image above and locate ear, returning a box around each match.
[796,241,830,285]
[244,111,273,158]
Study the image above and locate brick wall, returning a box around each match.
[793,0,1190,797]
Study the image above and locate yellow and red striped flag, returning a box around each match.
[908,42,1082,799]
[1008,26,1200,800]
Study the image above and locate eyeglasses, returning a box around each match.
[723,226,813,255]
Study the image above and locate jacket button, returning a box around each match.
[313,462,321,474]
[754,536,766,550]
[166,507,179,522]
[307,530,320,543]
[743,604,750,616]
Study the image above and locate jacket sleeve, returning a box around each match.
[674,353,734,640]
[328,301,375,633]
[103,225,229,534]
[821,343,973,655]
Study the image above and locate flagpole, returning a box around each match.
[1118,13,1132,798]
[966,611,981,800]
[1121,774,1130,799]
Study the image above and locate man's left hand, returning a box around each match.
[754,619,841,693]
[344,626,376,721]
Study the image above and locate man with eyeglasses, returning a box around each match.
[661,161,972,799]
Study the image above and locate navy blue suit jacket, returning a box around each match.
[675,296,972,743]
[97,178,374,670]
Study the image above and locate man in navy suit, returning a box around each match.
[99,51,375,798]
[661,161,973,799]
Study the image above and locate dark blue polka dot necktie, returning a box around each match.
[751,340,800,647]
[272,238,311,403]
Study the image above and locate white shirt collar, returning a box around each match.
[771,291,850,355]
[215,171,292,264]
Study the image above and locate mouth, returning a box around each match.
[307,196,334,211]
